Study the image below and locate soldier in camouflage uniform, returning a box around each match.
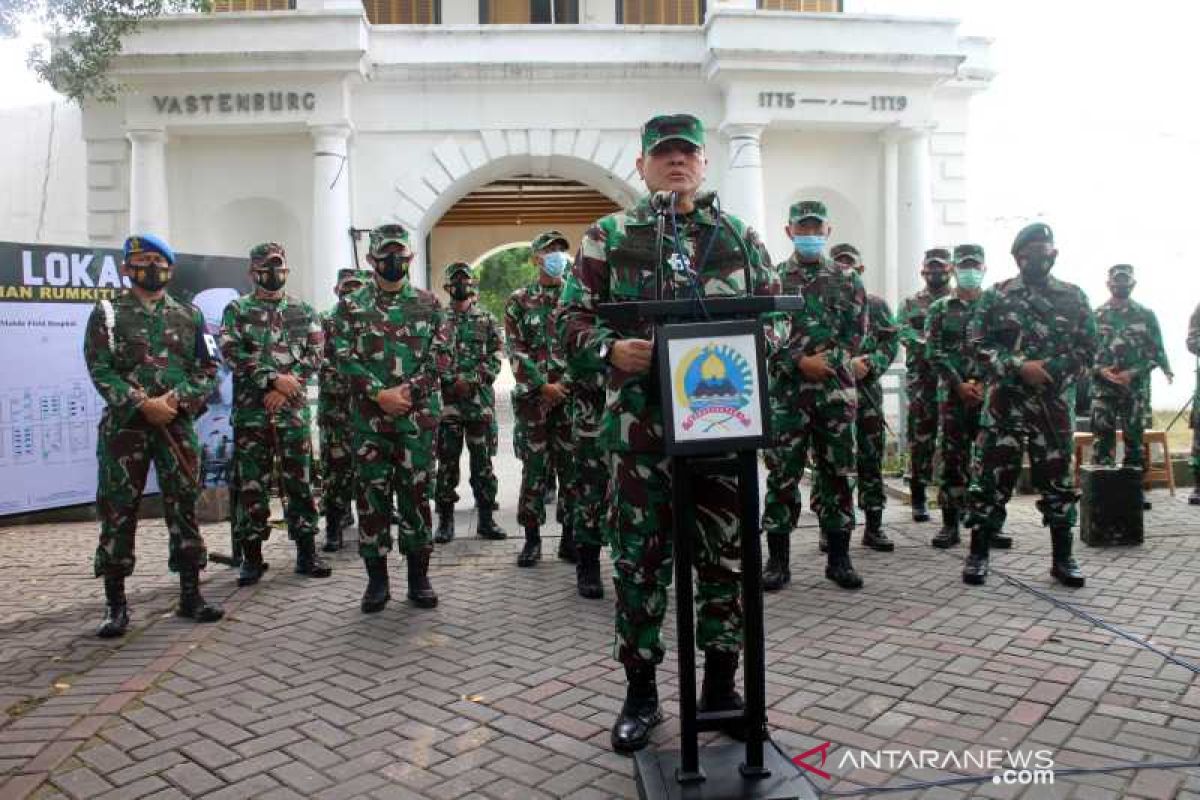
[1090,264,1172,500]
[221,243,331,586]
[506,231,575,568]
[963,223,1097,588]
[319,268,370,552]
[434,262,507,543]
[761,202,868,594]
[899,249,954,521]
[1188,302,1200,505]
[330,224,451,612]
[925,244,988,549]
[820,243,899,552]
[560,114,784,752]
[85,233,224,638]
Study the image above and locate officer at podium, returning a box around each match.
[558,113,782,754]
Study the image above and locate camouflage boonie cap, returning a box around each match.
[923,247,952,265]
[249,242,286,265]
[641,114,705,153]
[1109,263,1135,280]
[830,243,860,262]
[124,233,175,265]
[953,244,985,264]
[368,224,411,256]
[1011,222,1053,255]
[789,200,828,224]
[445,262,474,281]
[531,230,570,253]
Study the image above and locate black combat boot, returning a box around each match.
[862,509,894,551]
[406,549,439,608]
[931,507,961,548]
[434,505,456,544]
[699,650,747,740]
[825,530,864,589]
[990,530,1013,549]
[476,505,507,540]
[295,537,332,578]
[517,526,542,567]
[576,543,604,599]
[610,663,663,753]
[360,556,390,613]
[557,522,577,563]
[1050,526,1086,588]
[321,508,344,553]
[962,528,990,586]
[1190,475,1200,505]
[176,567,224,622]
[762,533,791,592]
[818,529,828,553]
[237,540,268,587]
[96,574,129,639]
[910,481,930,522]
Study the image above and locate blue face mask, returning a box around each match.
[541,251,569,278]
[956,267,984,290]
[792,235,826,259]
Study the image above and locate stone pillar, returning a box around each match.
[127,129,169,239]
[897,125,933,304]
[311,124,354,304]
[881,129,901,313]
[720,123,766,235]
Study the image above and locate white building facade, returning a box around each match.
[63,0,992,308]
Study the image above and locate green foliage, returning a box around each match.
[1,0,209,104]
[477,246,535,322]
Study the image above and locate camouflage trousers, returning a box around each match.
[906,372,939,485]
[763,399,857,536]
[569,388,609,548]
[434,416,499,510]
[233,422,320,546]
[1091,391,1146,469]
[854,381,886,512]
[1192,406,1200,472]
[937,394,983,512]
[93,415,208,578]
[319,408,355,520]
[514,398,573,528]
[966,392,1078,533]
[609,451,742,668]
[354,429,434,559]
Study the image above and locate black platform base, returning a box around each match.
[635,744,818,800]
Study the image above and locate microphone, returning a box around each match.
[650,191,677,213]
[693,190,718,209]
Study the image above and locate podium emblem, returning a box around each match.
[674,344,755,433]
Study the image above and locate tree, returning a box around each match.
[477,246,535,322]
[1,0,207,104]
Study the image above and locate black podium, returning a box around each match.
[600,296,816,800]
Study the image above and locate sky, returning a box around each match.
[2,0,1199,406]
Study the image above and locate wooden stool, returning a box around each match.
[1074,429,1175,496]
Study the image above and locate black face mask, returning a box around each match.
[254,267,287,292]
[1018,251,1056,282]
[128,263,171,292]
[448,284,472,302]
[925,271,950,290]
[337,281,363,298]
[375,253,410,282]
[1111,284,1133,300]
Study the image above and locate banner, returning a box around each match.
[0,242,249,516]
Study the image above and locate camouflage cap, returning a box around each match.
[830,243,860,262]
[124,233,175,266]
[249,242,286,265]
[336,268,371,284]
[641,114,705,154]
[923,247,952,265]
[445,262,474,281]
[368,223,411,257]
[953,244,985,264]
[788,200,828,224]
[1011,222,1054,255]
[1109,263,1135,280]
[531,230,570,253]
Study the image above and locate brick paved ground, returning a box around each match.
[2,398,1199,799]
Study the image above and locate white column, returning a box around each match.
[127,129,169,239]
[896,125,933,303]
[719,123,766,235]
[311,124,354,305]
[881,130,900,313]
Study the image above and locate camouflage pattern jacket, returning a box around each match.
[968,275,1098,415]
[1092,298,1170,399]
[925,293,983,403]
[505,280,570,406]
[84,292,217,428]
[899,287,952,378]
[441,302,503,422]
[858,293,899,386]
[318,307,351,422]
[219,293,323,429]
[329,281,452,436]
[559,195,781,453]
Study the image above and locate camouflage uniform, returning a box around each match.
[963,223,1097,587]
[926,292,984,515]
[1090,266,1170,469]
[852,293,899,514]
[566,368,608,550]
[1188,303,1200,501]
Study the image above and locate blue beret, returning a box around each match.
[124,233,175,266]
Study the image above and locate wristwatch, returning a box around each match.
[598,341,613,365]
